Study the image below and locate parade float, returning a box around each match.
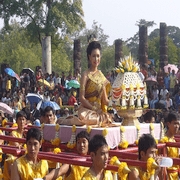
[110,54,148,126]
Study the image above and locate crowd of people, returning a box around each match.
[0,40,180,179]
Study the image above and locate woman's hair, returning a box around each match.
[26,128,42,142]
[88,134,107,154]
[86,41,101,66]
[138,134,157,160]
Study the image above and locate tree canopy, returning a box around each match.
[0,0,85,45]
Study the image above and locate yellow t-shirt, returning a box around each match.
[64,165,88,180]
[16,155,48,180]
[82,169,113,180]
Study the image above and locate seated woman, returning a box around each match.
[58,40,113,127]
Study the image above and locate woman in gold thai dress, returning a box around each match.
[58,41,112,127]
[78,40,112,127]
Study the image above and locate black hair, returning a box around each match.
[86,41,101,68]
[43,106,55,116]
[138,134,157,160]
[16,110,27,120]
[21,107,31,120]
[76,131,90,143]
[143,111,154,123]
[165,112,179,123]
[26,128,42,143]
[88,134,108,154]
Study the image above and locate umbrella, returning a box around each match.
[26,93,42,105]
[4,68,20,81]
[40,101,60,110]
[164,64,178,74]
[38,79,51,88]
[145,77,158,86]
[0,102,14,115]
[21,68,34,76]
[67,79,80,89]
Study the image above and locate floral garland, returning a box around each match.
[147,157,158,176]
[1,119,7,127]
[119,126,129,149]
[135,125,141,145]
[51,124,61,146]
[86,126,92,134]
[102,128,108,137]
[160,122,165,140]
[12,123,18,127]
[67,125,76,149]
[53,148,61,154]
[110,156,130,180]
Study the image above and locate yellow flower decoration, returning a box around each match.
[119,140,129,149]
[72,125,76,133]
[12,123,18,127]
[55,124,60,131]
[86,126,92,134]
[120,126,125,133]
[67,142,76,149]
[102,129,108,137]
[160,136,168,143]
[41,123,45,129]
[121,84,126,90]
[129,84,134,90]
[51,137,61,146]
[150,123,154,131]
[135,139,139,145]
[147,157,158,176]
[1,119,7,127]
[136,125,140,131]
[118,162,131,180]
[110,156,120,166]
[23,144,27,154]
[53,148,61,154]
[136,83,140,90]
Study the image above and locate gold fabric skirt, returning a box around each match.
[57,105,113,127]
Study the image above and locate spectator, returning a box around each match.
[68,91,77,106]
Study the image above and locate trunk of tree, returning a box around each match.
[42,36,52,74]
[73,39,81,75]
[159,23,168,69]
[138,25,148,65]
[115,39,123,67]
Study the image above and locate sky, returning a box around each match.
[0,0,180,45]
[82,0,180,45]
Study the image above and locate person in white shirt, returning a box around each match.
[165,93,173,110]
[159,85,169,108]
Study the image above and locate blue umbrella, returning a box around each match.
[4,68,20,81]
[41,101,60,110]
[26,93,43,110]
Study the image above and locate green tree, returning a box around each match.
[0,0,85,45]
[148,37,179,70]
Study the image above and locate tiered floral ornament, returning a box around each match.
[110,54,148,126]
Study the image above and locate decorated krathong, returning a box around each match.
[110,54,148,110]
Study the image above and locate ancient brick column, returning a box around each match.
[115,39,123,67]
[138,25,148,65]
[159,23,168,69]
[73,39,81,75]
